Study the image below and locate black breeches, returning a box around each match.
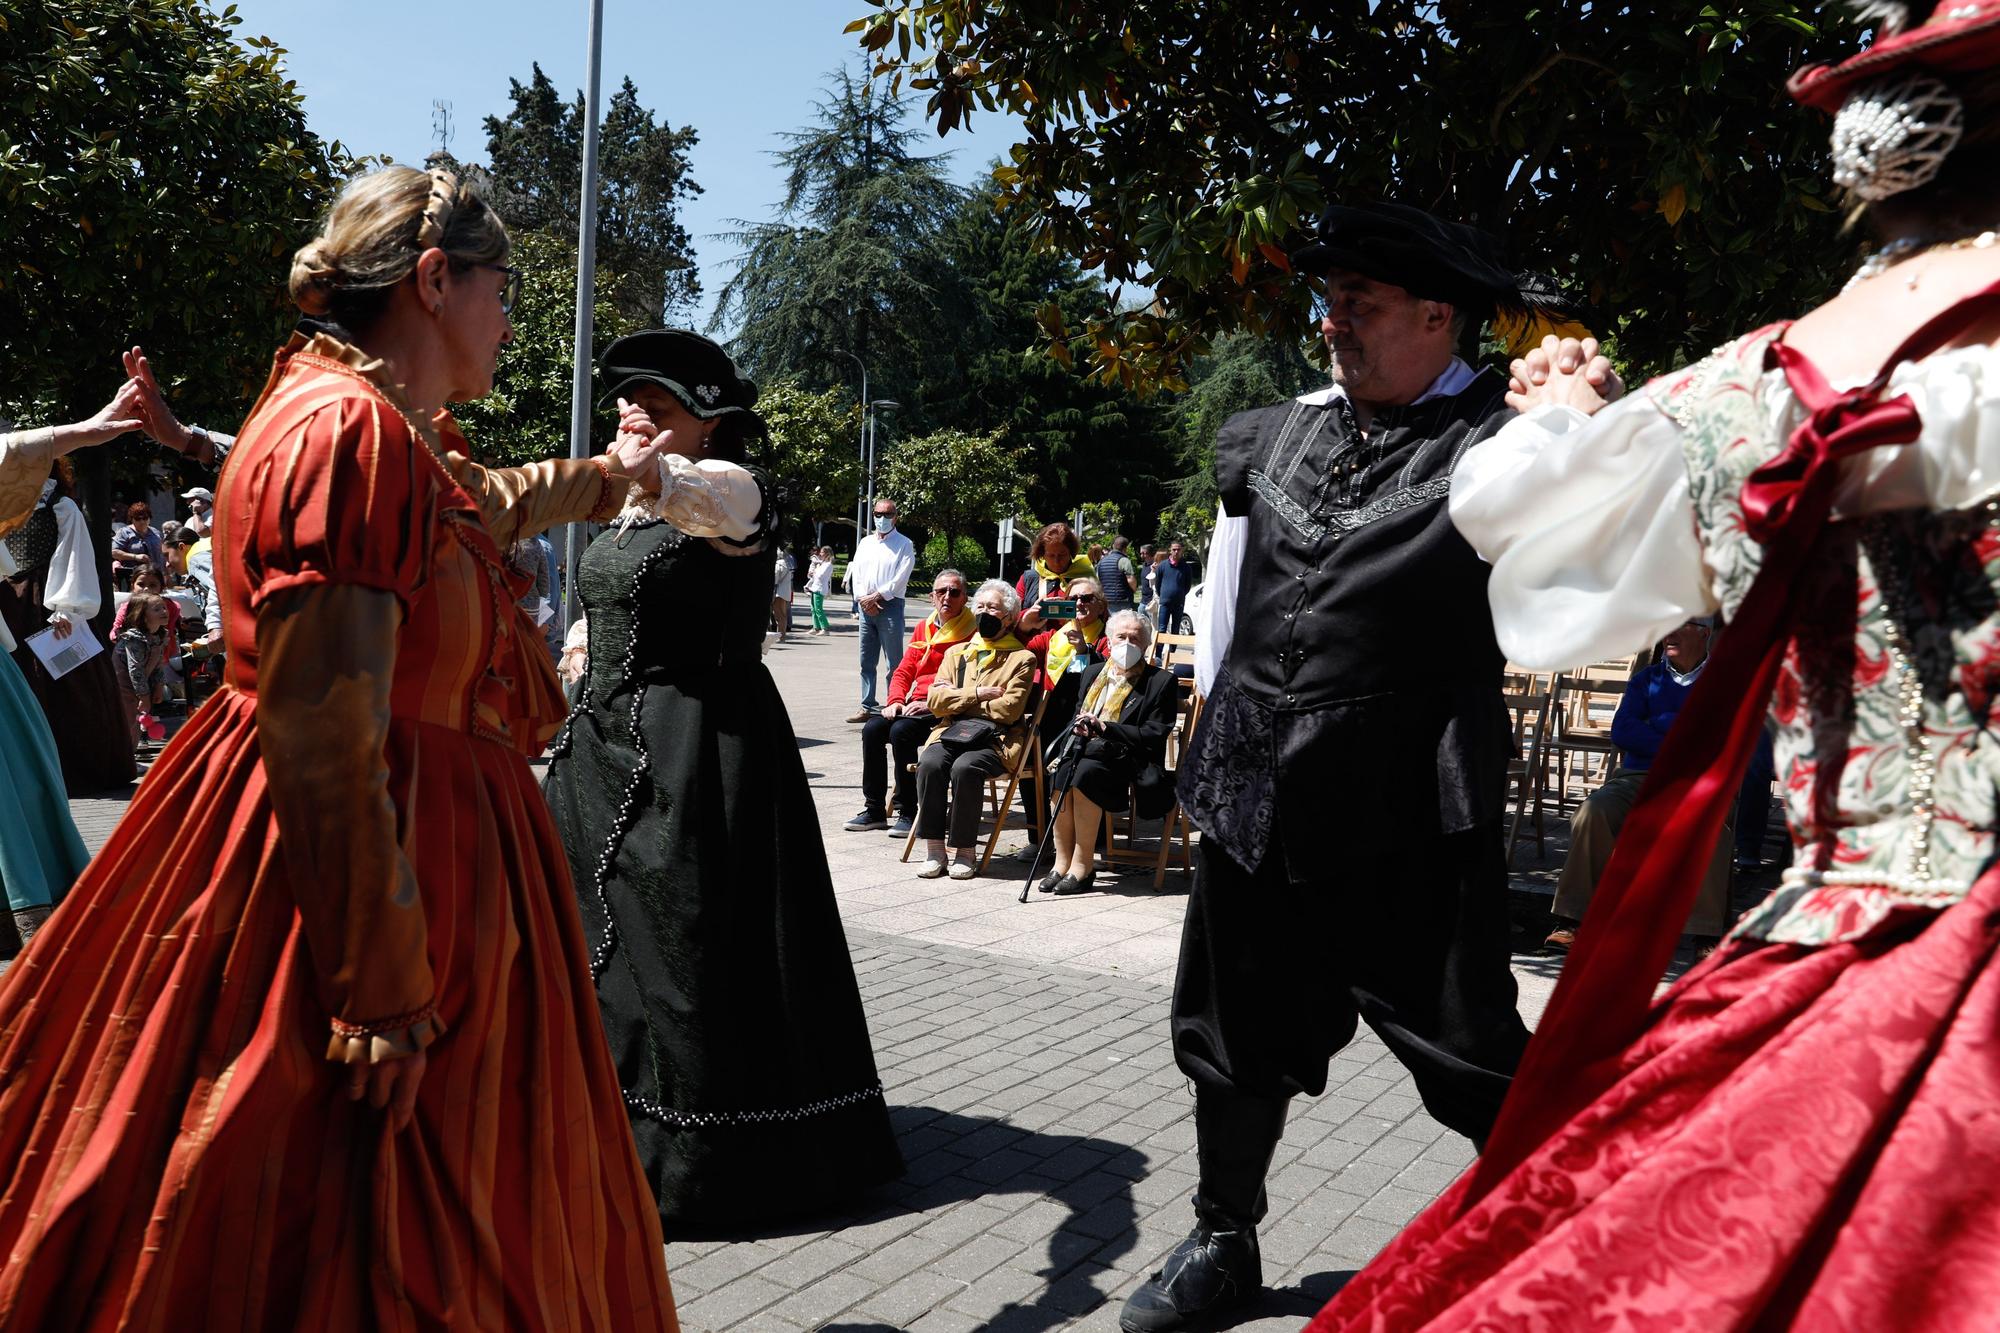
[1170,825,1529,1142]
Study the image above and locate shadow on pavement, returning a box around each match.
[668,1104,1151,1331]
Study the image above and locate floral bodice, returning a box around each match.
[1648,330,2000,944]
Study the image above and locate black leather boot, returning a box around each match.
[1119,1086,1289,1331]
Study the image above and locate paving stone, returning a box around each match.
[54,615,1578,1331]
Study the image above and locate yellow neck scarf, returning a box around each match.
[1081,664,1137,724]
[970,630,1023,672]
[1044,617,1104,680]
[1035,554,1084,583]
[927,605,975,645]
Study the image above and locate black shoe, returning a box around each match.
[887,815,914,836]
[1118,1225,1261,1332]
[1052,871,1096,896]
[843,808,888,832]
[1034,871,1064,894]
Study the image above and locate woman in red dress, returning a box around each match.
[0,165,679,1330]
[1311,7,2000,1329]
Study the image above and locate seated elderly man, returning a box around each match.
[845,567,975,835]
[914,579,1037,880]
[1036,610,1178,896]
[1544,618,1730,952]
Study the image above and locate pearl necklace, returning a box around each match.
[1844,229,2000,293]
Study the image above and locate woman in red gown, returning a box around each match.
[1312,7,2000,1328]
[0,165,679,1330]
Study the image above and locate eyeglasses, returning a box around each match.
[932,586,965,598]
[475,263,523,314]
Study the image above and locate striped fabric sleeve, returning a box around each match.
[242,396,436,616]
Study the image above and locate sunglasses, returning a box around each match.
[473,263,523,314]
[932,586,965,598]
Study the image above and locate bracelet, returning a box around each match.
[329,1002,438,1039]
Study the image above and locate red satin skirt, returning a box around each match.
[1310,870,2000,1331]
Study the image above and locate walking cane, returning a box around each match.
[1019,717,1091,903]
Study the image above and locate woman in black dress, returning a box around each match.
[1037,609,1179,896]
[543,330,902,1229]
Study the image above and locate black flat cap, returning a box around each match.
[597,329,759,419]
[1290,202,1524,319]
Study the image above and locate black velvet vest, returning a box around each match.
[1181,372,1515,880]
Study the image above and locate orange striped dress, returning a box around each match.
[0,334,678,1331]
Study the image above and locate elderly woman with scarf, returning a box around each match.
[1036,610,1179,896]
[914,578,1037,879]
[846,566,976,835]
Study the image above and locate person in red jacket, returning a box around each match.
[845,568,976,835]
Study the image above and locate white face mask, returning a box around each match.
[1110,640,1143,669]
[874,515,895,534]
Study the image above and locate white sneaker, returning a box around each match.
[917,858,948,879]
[948,858,978,880]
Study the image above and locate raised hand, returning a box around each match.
[122,346,193,451]
[65,378,148,450]
[1505,335,1625,417]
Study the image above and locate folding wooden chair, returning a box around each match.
[1547,671,1631,814]
[1501,668,1558,866]
[901,690,1050,873]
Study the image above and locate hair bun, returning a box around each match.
[288,238,340,316]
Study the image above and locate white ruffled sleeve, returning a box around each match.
[1449,396,1715,671]
[652,454,762,541]
[45,495,101,624]
[1193,503,1243,696]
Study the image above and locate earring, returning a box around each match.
[432,303,443,316]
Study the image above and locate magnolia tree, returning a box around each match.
[850,0,1854,388]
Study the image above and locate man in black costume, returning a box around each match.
[1119,203,1535,1332]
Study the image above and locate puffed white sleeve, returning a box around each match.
[650,453,762,541]
[45,496,101,623]
[1449,397,1715,671]
[1193,503,1243,697]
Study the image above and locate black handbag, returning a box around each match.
[938,654,1002,755]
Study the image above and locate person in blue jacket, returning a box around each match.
[1543,618,1733,951]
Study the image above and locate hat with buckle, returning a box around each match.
[597,329,759,420]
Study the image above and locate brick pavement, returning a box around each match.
[50,594,1600,1331]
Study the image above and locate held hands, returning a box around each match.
[1505,335,1625,417]
[48,613,73,641]
[609,398,667,493]
[1071,713,1105,739]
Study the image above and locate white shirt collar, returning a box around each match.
[1296,357,1477,409]
[1665,657,1706,688]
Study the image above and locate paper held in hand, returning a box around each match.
[25,621,105,680]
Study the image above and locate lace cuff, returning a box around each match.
[648,453,762,541]
[326,1006,447,1065]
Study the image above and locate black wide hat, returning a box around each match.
[1290,202,1525,318]
[597,329,760,420]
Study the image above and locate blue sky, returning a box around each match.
[225,0,1017,331]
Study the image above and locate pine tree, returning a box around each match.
[711,68,964,406]
[483,66,703,323]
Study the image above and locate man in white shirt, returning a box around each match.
[843,497,915,722]
[179,486,214,539]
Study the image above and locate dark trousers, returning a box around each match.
[1159,596,1187,634]
[915,743,1007,847]
[860,713,932,817]
[1171,825,1529,1145]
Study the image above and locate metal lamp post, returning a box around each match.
[560,0,607,627]
[865,399,900,515]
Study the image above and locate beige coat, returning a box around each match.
[925,640,1037,769]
